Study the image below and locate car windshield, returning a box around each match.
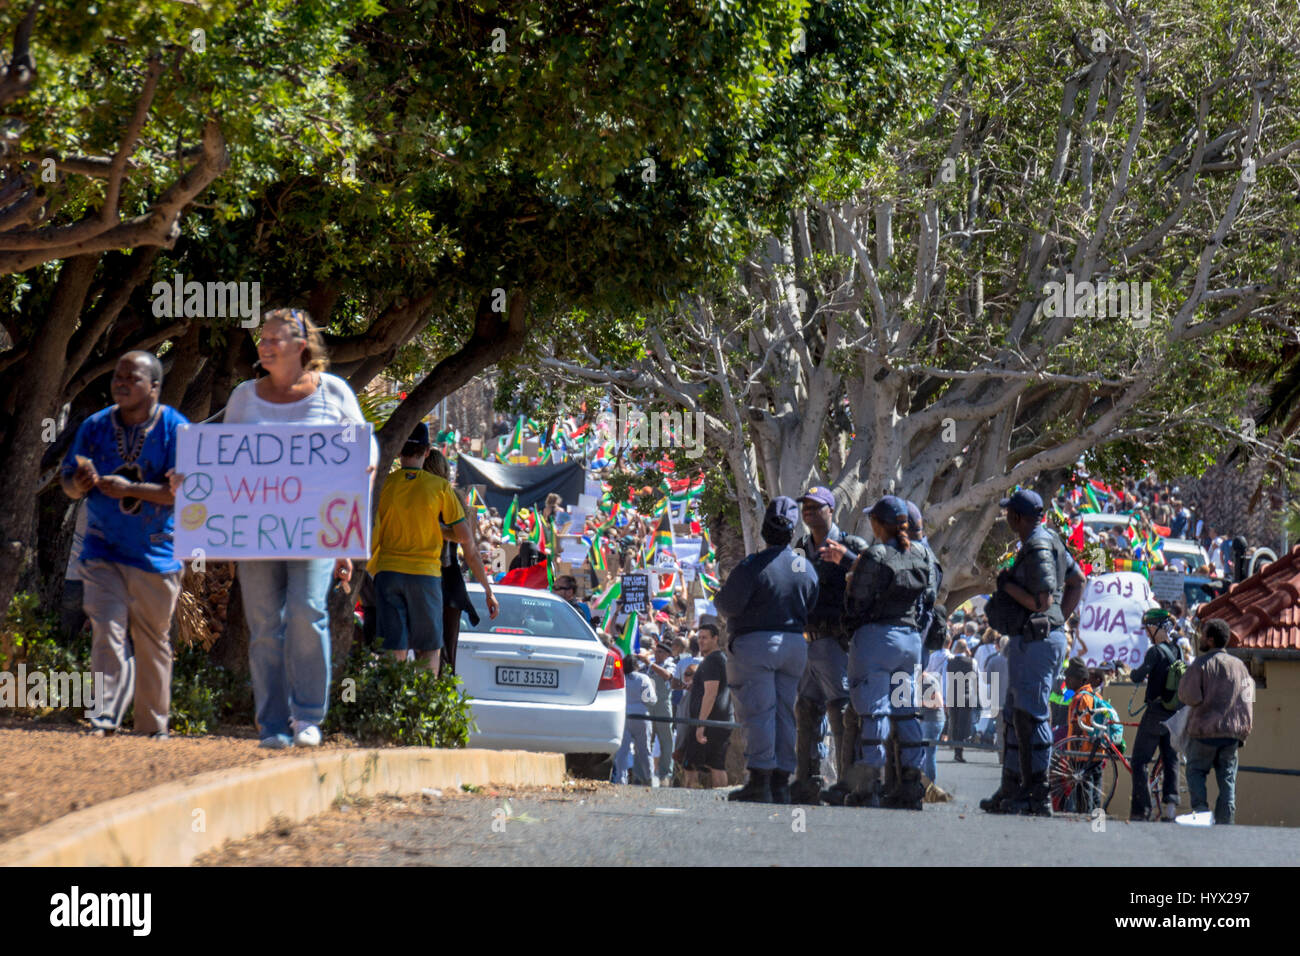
[460,590,599,641]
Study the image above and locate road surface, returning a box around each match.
[197,748,1300,866]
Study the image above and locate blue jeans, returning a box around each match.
[1186,737,1240,824]
[613,715,653,784]
[727,631,807,772]
[238,559,334,738]
[920,709,946,784]
[848,623,924,769]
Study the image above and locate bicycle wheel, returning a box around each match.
[1049,736,1111,814]
[1148,753,1186,818]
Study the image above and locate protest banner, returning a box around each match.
[621,571,649,613]
[1076,571,1159,668]
[1149,569,1186,603]
[174,423,373,560]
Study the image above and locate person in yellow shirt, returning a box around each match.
[369,423,498,670]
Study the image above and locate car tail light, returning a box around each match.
[597,648,625,691]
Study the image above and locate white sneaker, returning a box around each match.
[292,723,322,747]
[1175,810,1214,826]
[1162,800,1179,821]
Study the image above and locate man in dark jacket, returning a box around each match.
[1128,607,1183,821]
[1177,618,1253,825]
[790,486,869,805]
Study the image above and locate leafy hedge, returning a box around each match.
[4,593,473,746]
[324,645,474,748]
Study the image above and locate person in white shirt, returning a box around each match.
[972,628,999,742]
[926,633,952,705]
[222,309,378,749]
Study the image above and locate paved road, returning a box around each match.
[205,748,1300,866]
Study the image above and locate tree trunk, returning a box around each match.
[160,322,205,410]
[208,572,250,677]
[0,254,98,617]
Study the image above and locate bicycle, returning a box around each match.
[1047,692,1181,817]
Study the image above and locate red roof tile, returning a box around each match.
[1196,544,1300,650]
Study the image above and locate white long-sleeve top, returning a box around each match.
[223,373,378,467]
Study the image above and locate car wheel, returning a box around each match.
[566,753,613,779]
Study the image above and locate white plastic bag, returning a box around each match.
[1163,704,1191,754]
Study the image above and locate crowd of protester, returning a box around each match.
[54,321,1256,825]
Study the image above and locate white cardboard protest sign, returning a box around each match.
[558,536,590,566]
[1076,571,1159,668]
[1149,569,1186,603]
[175,423,373,560]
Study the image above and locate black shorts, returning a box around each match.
[683,727,731,771]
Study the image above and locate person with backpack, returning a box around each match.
[1128,607,1184,821]
[1061,659,1106,812]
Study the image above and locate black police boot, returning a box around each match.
[823,758,861,806]
[888,767,925,811]
[728,768,773,803]
[844,765,883,808]
[1010,771,1053,817]
[769,770,792,805]
[1003,707,1038,812]
[980,768,1021,814]
[820,781,850,806]
[788,761,824,805]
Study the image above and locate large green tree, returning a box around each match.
[540,0,1300,598]
[0,0,371,613]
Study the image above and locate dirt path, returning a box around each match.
[0,717,357,843]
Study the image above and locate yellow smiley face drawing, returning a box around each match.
[180,503,207,530]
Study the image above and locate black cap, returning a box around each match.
[867,495,909,524]
[765,495,799,529]
[999,489,1043,517]
[408,422,431,447]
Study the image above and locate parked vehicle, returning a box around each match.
[457,585,625,755]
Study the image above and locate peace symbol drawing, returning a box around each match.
[183,472,214,501]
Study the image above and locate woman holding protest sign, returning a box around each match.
[222,308,377,749]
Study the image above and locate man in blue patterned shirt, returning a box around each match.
[60,351,187,738]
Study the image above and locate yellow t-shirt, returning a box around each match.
[367,467,465,577]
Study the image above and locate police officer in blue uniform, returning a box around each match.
[878,500,945,805]
[714,496,820,804]
[788,486,868,805]
[842,495,935,809]
[980,489,1085,816]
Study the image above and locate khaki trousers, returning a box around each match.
[80,559,182,734]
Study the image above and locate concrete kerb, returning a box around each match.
[0,747,565,867]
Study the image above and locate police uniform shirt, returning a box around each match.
[915,537,944,637]
[1009,525,1081,628]
[713,544,820,639]
[794,524,866,638]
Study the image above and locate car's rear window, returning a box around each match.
[460,590,599,641]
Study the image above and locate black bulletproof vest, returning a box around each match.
[846,541,933,630]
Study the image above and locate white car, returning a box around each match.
[1159,538,1210,573]
[456,585,625,755]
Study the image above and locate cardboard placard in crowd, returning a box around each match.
[175,423,373,560]
[621,571,649,612]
